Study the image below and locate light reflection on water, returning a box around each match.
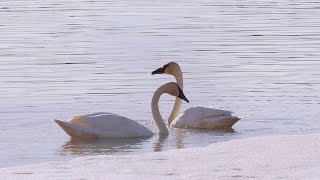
[60,128,235,156]
[1,0,320,167]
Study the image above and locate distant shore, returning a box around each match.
[1,133,320,179]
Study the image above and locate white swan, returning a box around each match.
[54,82,189,138]
[152,62,240,129]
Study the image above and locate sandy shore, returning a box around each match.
[1,133,320,179]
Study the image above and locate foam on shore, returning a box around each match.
[1,133,320,179]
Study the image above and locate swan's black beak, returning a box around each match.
[178,86,189,103]
[152,67,165,75]
[151,64,169,75]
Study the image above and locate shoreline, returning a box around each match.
[1,133,320,179]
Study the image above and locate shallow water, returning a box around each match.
[1,0,320,168]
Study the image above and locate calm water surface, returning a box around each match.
[1,0,320,167]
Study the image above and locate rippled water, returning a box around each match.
[1,0,320,168]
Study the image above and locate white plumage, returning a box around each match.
[55,112,153,138]
[170,106,240,129]
[152,62,241,129]
[54,82,189,139]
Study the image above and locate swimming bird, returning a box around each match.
[54,82,189,138]
[152,62,240,129]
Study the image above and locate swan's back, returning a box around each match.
[71,112,140,131]
[171,106,239,129]
[56,112,154,138]
[179,106,232,120]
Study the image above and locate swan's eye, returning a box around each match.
[164,64,174,74]
[163,64,170,70]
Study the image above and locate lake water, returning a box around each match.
[1,0,320,168]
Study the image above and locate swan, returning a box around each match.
[54,82,189,138]
[152,62,240,129]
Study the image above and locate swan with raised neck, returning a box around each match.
[152,62,240,129]
[152,62,183,125]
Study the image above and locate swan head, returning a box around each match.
[152,62,181,76]
[166,82,189,103]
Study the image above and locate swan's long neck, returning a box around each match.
[152,87,169,135]
[168,69,183,125]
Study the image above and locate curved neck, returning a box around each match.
[174,70,183,89]
[152,87,169,135]
[168,69,183,125]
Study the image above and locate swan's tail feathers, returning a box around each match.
[225,116,241,128]
[216,116,240,128]
[54,119,98,139]
[198,116,241,129]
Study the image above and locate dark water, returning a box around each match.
[0,0,320,167]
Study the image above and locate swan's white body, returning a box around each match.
[152,62,240,129]
[170,106,240,129]
[55,112,153,138]
[55,82,187,138]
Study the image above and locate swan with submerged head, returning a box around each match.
[152,62,240,129]
[54,82,189,138]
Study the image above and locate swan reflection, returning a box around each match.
[59,127,236,156]
[153,135,168,152]
[60,137,149,155]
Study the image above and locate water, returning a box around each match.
[1,0,320,168]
